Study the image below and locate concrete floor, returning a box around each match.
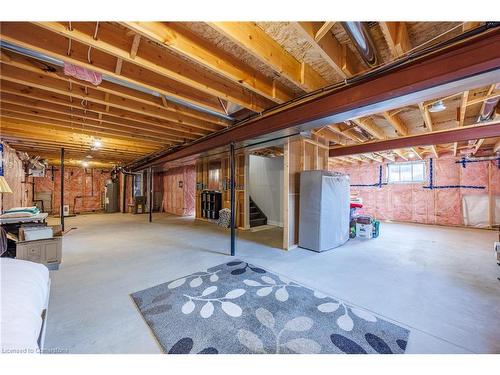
[44,213,500,354]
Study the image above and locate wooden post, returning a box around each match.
[149,166,153,223]
[60,147,64,231]
[230,143,236,256]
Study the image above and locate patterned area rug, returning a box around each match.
[131,260,409,354]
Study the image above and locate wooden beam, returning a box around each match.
[362,153,383,163]
[382,111,408,136]
[315,22,336,41]
[0,48,230,127]
[494,139,500,153]
[1,120,159,153]
[393,149,408,161]
[0,63,222,133]
[114,57,123,75]
[430,145,439,158]
[410,147,423,160]
[32,22,269,113]
[129,34,141,59]
[463,22,481,32]
[209,22,327,92]
[329,121,500,157]
[473,84,497,155]
[418,102,434,132]
[121,22,293,104]
[0,23,250,115]
[291,22,360,77]
[0,95,192,142]
[351,117,385,140]
[379,22,411,58]
[0,84,206,139]
[466,91,500,106]
[329,124,364,143]
[0,112,168,147]
[453,90,469,155]
[128,28,500,169]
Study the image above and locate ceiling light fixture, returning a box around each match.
[428,100,446,113]
[92,139,102,148]
[407,152,415,159]
[82,161,90,168]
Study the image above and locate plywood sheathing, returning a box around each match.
[162,165,195,216]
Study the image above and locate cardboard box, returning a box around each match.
[20,226,53,241]
[356,223,373,239]
[16,225,62,270]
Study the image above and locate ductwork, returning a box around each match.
[341,22,379,67]
[478,83,500,122]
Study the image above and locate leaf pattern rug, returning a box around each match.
[131,260,410,354]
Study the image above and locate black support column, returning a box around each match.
[148,166,153,223]
[229,143,236,256]
[60,147,64,232]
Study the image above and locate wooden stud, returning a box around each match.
[129,34,141,59]
[315,22,336,41]
[115,57,123,75]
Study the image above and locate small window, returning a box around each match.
[133,173,143,197]
[387,161,426,183]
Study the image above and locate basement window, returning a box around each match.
[133,173,143,197]
[387,161,426,183]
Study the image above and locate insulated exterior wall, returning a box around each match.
[34,167,111,214]
[331,156,499,227]
[0,142,31,211]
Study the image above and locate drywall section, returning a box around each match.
[34,167,111,215]
[283,134,330,249]
[331,156,500,228]
[162,165,195,216]
[248,155,284,226]
[0,142,32,211]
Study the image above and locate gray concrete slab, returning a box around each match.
[44,213,500,354]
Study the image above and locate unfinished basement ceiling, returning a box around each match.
[0,21,496,168]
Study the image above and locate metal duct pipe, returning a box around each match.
[341,22,379,67]
[478,83,500,122]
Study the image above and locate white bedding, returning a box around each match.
[0,258,50,354]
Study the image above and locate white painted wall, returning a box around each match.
[248,155,284,227]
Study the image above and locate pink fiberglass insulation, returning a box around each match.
[1,142,31,211]
[329,155,498,227]
[34,167,111,214]
[63,62,102,85]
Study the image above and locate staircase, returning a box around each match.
[249,196,267,227]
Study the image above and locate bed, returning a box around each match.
[0,258,51,354]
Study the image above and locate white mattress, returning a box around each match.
[0,258,50,353]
